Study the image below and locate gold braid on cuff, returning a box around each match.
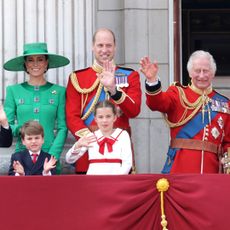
[145,86,162,96]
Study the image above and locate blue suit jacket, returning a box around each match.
[8,149,56,175]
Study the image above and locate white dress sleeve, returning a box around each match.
[65,142,88,164]
[118,130,132,174]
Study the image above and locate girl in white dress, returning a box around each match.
[65,100,132,175]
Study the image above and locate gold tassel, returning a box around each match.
[156,178,170,230]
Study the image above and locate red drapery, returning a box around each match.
[0,174,229,230]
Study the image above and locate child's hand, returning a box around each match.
[75,135,96,149]
[13,161,25,176]
[43,156,57,174]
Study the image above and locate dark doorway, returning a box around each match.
[182,0,230,85]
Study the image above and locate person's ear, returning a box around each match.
[22,139,26,145]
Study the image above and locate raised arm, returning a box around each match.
[140,56,159,83]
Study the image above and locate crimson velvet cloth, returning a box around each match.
[0,174,229,230]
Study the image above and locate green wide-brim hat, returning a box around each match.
[3,42,70,71]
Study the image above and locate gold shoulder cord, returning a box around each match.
[81,83,104,121]
[70,72,99,94]
[164,86,203,128]
[70,72,103,121]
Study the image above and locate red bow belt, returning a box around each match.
[98,137,115,154]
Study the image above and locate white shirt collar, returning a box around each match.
[29,150,41,156]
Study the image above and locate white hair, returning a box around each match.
[187,50,217,74]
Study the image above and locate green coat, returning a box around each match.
[4,82,67,160]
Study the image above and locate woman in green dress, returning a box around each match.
[3,42,70,173]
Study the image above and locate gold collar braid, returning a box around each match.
[70,60,112,94]
[164,86,209,128]
[92,61,103,73]
[92,59,116,73]
[189,83,212,95]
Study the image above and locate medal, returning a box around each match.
[211,127,220,139]
[217,116,224,129]
[115,72,129,87]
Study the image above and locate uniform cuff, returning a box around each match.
[108,87,121,100]
[145,80,162,95]
[1,125,10,130]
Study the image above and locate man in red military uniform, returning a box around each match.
[66,28,141,173]
[140,50,230,174]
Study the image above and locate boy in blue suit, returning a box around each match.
[8,120,56,176]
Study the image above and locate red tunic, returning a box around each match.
[146,82,230,173]
[66,65,141,172]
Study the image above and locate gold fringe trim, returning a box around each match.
[75,128,91,138]
[156,178,170,230]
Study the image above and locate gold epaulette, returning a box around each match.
[70,72,100,94]
[171,81,187,88]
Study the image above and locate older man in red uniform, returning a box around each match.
[140,50,230,174]
[66,28,141,173]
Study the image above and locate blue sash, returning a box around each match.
[83,88,106,126]
[162,93,223,173]
[82,67,133,126]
